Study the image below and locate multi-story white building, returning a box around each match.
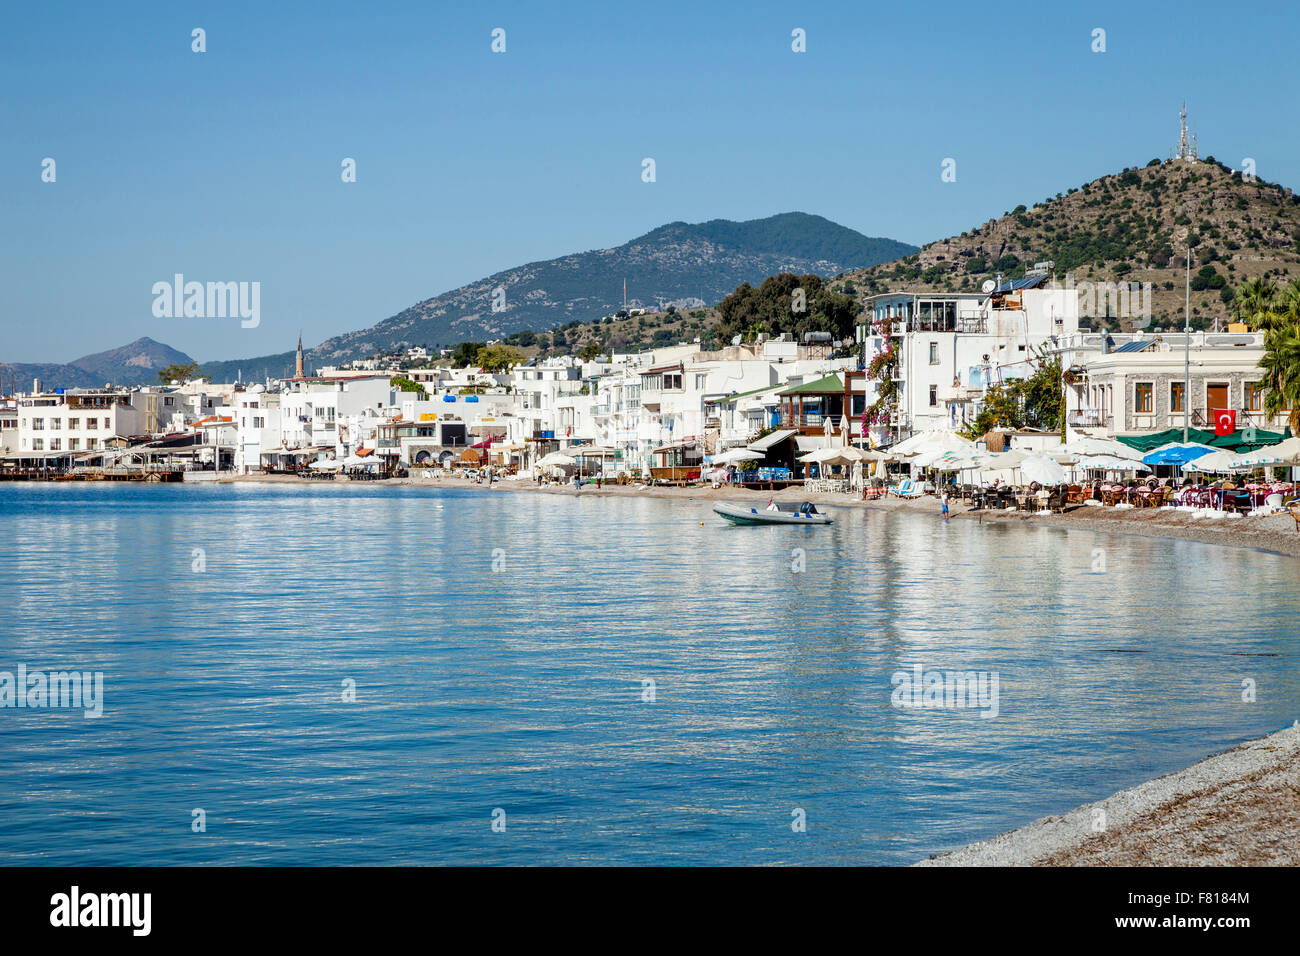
[15,389,149,455]
[861,276,1080,442]
[233,386,282,473]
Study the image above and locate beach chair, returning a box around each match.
[889,478,913,497]
[1290,507,1300,531]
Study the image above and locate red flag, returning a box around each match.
[1214,409,1236,436]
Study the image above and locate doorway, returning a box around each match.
[1206,383,1229,417]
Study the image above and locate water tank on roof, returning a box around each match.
[803,332,832,344]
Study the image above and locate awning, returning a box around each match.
[747,428,797,451]
[650,441,698,454]
[794,435,830,452]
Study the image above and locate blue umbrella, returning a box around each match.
[1141,443,1217,467]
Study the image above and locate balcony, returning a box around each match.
[889,322,907,337]
[1066,409,1107,427]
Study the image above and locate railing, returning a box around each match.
[1067,409,1107,427]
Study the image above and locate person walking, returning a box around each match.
[941,490,950,519]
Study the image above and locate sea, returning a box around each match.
[1,482,1297,865]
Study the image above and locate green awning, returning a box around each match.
[777,373,844,395]
[1117,426,1288,454]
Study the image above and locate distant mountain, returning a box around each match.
[1,337,195,391]
[201,212,917,380]
[838,158,1300,329]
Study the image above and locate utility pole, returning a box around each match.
[1183,246,1191,443]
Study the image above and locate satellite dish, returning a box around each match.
[981,280,996,294]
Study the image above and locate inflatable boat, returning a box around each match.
[713,501,832,525]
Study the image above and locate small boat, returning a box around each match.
[713,501,832,525]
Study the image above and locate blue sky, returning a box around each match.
[3,0,1298,364]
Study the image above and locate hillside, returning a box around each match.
[1,337,195,391]
[201,213,915,380]
[833,159,1300,330]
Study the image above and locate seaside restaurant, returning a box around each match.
[648,439,703,482]
[775,371,868,468]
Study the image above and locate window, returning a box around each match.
[86,418,97,429]
[31,417,43,430]
[33,439,43,451]
[69,438,80,450]
[1170,381,1185,413]
[664,372,682,390]
[50,419,61,430]
[68,418,79,430]
[1245,383,1263,411]
[929,342,939,365]
[1135,383,1153,413]
[929,385,938,407]
[50,438,61,450]
[695,374,708,390]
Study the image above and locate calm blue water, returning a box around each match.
[0,482,1297,865]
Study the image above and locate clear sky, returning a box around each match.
[3,0,1298,364]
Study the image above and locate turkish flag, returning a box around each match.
[1214,409,1236,435]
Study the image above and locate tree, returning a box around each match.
[578,340,603,362]
[389,376,427,397]
[1233,276,1280,329]
[716,273,861,344]
[449,341,485,367]
[1258,321,1300,435]
[474,345,526,372]
[157,361,201,383]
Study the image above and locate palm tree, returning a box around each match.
[1276,279,1300,326]
[1234,276,1279,329]
[1258,321,1300,434]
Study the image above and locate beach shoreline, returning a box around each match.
[918,721,1300,866]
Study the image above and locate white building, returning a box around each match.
[862,276,1080,443]
[1051,329,1287,439]
[14,388,149,455]
[233,386,282,473]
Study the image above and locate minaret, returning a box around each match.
[295,333,305,379]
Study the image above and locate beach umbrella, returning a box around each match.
[537,452,576,468]
[1064,436,1144,460]
[1074,454,1149,472]
[1019,455,1066,485]
[1183,449,1243,473]
[797,447,840,463]
[1229,436,1300,469]
[308,458,340,471]
[1141,442,1217,467]
[713,447,764,465]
